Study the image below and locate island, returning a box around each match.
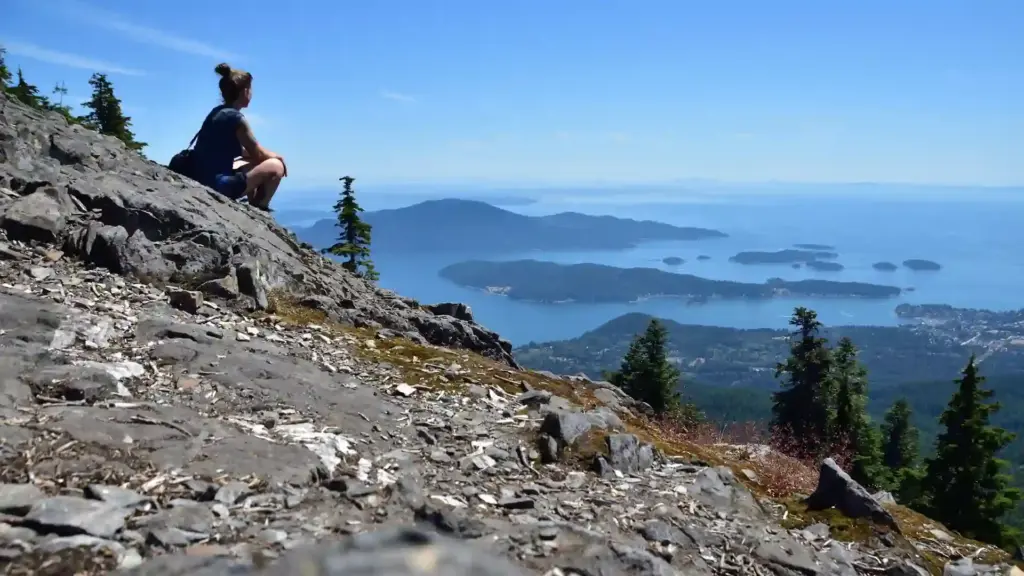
[793,243,836,251]
[697,255,711,261]
[729,249,838,265]
[872,261,898,271]
[806,260,844,272]
[662,256,684,266]
[292,199,729,254]
[903,259,941,271]
[438,259,901,304]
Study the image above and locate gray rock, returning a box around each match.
[639,519,696,547]
[0,483,44,515]
[805,458,899,531]
[539,411,596,446]
[424,302,475,322]
[754,537,820,574]
[537,434,559,464]
[0,522,38,543]
[198,273,240,299]
[167,288,203,314]
[137,501,217,534]
[516,389,552,406]
[35,534,126,556]
[0,187,74,243]
[146,526,209,547]
[84,485,149,508]
[258,527,530,576]
[21,496,132,538]
[214,481,252,505]
[602,433,656,475]
[873,490,897,505]
[497,497,534,510]
[691,467,766,520]
[235,260,269,310]
[944,557,977,576]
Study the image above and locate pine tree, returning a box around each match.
[8,68,46,108]
[830,337,885,489]
[79,73,146,152]
[608,318,685,416]
[0,45,12,90]
[47,81,76,123]
[921,356,1021,544]
[323,176,378,281]
[52,81,68,106]
[881,398,919,472]
[772,307,834,457]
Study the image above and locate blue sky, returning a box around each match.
[3,0,1022,189]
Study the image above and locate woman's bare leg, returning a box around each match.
[237,158,285,208]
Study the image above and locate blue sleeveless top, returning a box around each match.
[191,105,244,188]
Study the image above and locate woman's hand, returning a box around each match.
[273,153,288,177]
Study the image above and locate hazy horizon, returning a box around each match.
[273,181,1024,214]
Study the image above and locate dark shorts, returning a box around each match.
[213,171,248,200]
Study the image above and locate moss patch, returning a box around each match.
[266,291,329,323]
[560,428,612,469]
[780,499,879,543]
[885,505,1011,567]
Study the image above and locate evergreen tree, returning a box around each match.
[51,81,68,106]
[8,68,46,108]
[921,356,1021,544]
[0,45,12,90]
[881,398,919,472]
[323,176,378,281]
[830,337,885,489]
[608,318,686,416]
[772,307,834,457]
[79,73,146,152]
[47,81,76,123]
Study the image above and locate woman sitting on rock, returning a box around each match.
[191,63,286,211]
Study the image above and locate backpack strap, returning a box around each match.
[187,107,220,150]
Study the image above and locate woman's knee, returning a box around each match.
[263,158,285,178]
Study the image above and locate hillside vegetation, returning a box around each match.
[515,311,1024,389]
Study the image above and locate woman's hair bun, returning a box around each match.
[214,63,232,77]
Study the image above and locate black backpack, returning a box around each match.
[167,108,217,180]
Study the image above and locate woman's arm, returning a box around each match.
[235,117,280,162]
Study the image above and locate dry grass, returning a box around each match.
[260,294,1014,572]
[623,416,824,499]
[265,292,602,404]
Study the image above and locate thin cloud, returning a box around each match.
[60,0,238,61]
[2,40,145,76]
[244,112,267,127]
[380,90,417,103]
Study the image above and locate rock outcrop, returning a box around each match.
[0,92,516,368]
[0,91,1014,576]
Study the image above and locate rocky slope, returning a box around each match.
[0,93,1016,575]
[0,92,516,368]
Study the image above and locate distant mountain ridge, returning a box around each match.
[513,308,1024,390]
[291,198,727,253]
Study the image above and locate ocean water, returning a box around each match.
[310,189,1024,346]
